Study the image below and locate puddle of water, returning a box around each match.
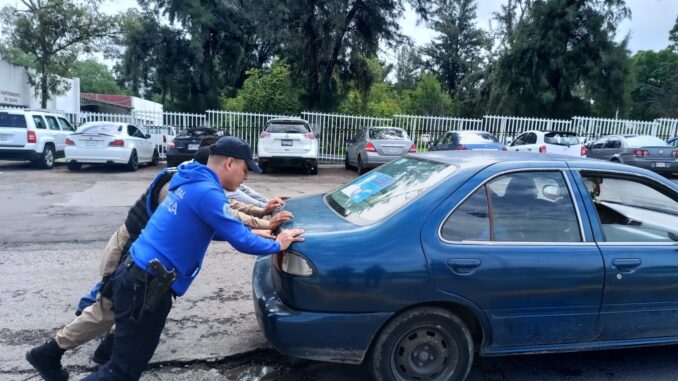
[223,364,282,381]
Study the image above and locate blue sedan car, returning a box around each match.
[253,151,678,381]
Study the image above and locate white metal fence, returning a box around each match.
[3,105,677,164]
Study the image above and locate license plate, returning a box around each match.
[655,162,667,168]
[188,143,200,151]
[384,148,400,154]
[0,134,8,141]
[281,139,293,147]
[85,140,98,147]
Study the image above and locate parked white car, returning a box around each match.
[257,117,319,175]
[0,109,76,169]
[509,130,586,157]
[65,122,159,171]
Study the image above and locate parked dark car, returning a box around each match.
[428,130,506,152]
[345,126,414,174]
[254,151,678,381]
[165,127,218,167]
[586,134,677,175]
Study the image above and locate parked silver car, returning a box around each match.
[586,134,677,174]
[345,126,414,174]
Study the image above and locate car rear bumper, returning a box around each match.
[257,156,318,167]
[252,257,391,364]
[65,147,132,164]
[363,153,403,167]
[0,148,41,161]
[625,159,677,173]
[166,151,195,166]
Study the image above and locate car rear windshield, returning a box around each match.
[78,124,121,135]
[177,128,217,138]
[544,132,580,146]
[458,132,499,143]
[369,128,407,140]
[0,113,27,128]
[265,123,310,134]
[626,136,668,148]
[325,157,457,225]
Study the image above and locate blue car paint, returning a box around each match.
[253,151,678,364]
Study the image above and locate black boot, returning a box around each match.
[92,333,114,365]
[25,339,69,381]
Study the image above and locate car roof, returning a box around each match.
[266,117,308,124]
[411,150,620,171]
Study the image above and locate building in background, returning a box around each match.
[0,59,80,114]
[80,93,163,125]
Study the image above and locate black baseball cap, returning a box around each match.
[209,136,262,173]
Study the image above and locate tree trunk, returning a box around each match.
[40,61,48,108]
[303,0,320,109]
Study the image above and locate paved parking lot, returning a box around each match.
[0,160,676,381]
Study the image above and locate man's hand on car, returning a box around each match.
[264,197,286,214]
[269,211,293,231]
[275,228,305,251]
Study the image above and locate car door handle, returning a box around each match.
[612,258,641,272]
[447,259,481,275]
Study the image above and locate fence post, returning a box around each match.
[499,116,507,144]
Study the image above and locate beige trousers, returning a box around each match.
[55,225,130,349]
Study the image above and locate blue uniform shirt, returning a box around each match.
[131,162,281,296]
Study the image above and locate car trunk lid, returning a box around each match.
[370,139,411,155]
[264,132,312,154]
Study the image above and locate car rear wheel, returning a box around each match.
[33,145,55,169]
[150,149,159,166]
[357,155,367,175]
[126,150,139,172]
[368,307,474,381]
[345,153,352,170]
[67,161,81,171]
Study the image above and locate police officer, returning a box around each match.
[81,136,304,381]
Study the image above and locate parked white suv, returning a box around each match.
[257,118,319,175]
[509,130,586,157]
[0,109,76,169]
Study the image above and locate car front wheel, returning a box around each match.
[368,307,474,381]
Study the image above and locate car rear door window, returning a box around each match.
[581,174,678,242]
[489,172,581,242]
[441,186,490,241]
[604,137,621,149]
[44,116,60,131]
[32,115,47,130]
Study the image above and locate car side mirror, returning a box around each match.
[145,134,151,139]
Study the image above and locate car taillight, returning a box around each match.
[456,145,467,150]
[673,151,678,158]
[304,132,316,139]
[409,143,416,153]
[633,149,649,157]
[108,139,125,147]
[539,145,547,153]
[27,130,36,144]
[167,141,175,150]
[272,251,314,277]
[260,131,271,138]
[365,141,376,152]
[580,145,587,156]
[65,138,75,146]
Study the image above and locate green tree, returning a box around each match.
[422,0,489,96]
[223,62,304,115]
[627,49,678,119]
[394,45,423,93]
[0,0,116,107]
[488,0,630,117]
[72,59,128,95]
[402,74,453,115]
[670,15,678,52]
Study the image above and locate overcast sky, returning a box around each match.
[1,0,676,57]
